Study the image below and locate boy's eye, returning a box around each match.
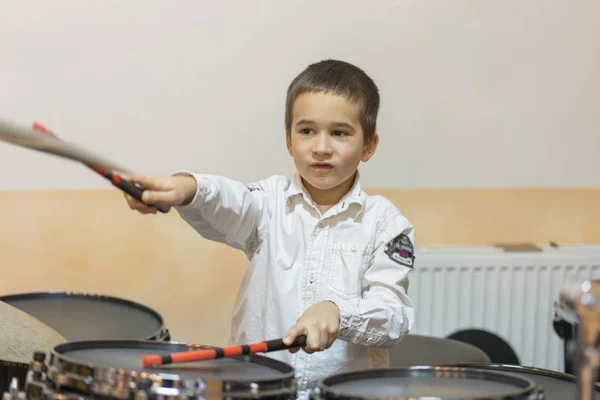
[300,128,312,134]
[333,130,348,137]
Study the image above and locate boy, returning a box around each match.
[124,59,415,397]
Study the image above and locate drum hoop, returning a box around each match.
[315,366,539,400]
[47,340,296,399]
[446,363,600,391]
[0,291,168,340]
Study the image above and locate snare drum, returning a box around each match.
[0,292,170,341]
[22,340,297,400]
[310,366,541,400]
[446,363,600,400]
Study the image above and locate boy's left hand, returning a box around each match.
[282,301,340,354]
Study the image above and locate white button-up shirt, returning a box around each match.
[175,172,415,398]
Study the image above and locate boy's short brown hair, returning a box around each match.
[285,59,380,144]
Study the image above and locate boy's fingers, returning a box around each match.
[124,193,157,214]
[129,174,173,191]
[141,189,178,206]
[283,325,301,346]
[304,325,321,354]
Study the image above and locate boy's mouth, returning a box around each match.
[311,163,333,170]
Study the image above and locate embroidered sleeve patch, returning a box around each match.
[384,233,415,268]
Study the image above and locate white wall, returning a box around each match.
[0,0,598,190]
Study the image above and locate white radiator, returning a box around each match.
[409,244,600,372]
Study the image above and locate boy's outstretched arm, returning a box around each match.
[124,172,270,253]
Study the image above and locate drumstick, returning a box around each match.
[30,122,171,214]
[0,118,170,213]
[0,118,129,173]
[141,335,307,367]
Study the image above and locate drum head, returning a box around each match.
[0,292,167,341]
[447,363,600,400]
[48,340,296,398]
[314,367,538,400]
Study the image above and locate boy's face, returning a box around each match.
[286,91,378,202]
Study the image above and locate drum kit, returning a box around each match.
[1,122,600,399]
[0,281,597,400]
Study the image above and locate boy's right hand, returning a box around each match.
[123,174,197,214]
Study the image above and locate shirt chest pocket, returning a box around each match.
[326,242,373,299]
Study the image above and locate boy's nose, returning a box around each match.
[312,133,333,155]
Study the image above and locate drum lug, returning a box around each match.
[22,350,50,400]
[24,381,47,400]
[29,351,48,382]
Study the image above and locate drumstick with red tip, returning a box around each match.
[142,335,307,367]
[31,122,170,214]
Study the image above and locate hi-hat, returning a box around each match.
[0,300,66,363]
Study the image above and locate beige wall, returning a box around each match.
[1,188,598,346]
[0,0,599,190]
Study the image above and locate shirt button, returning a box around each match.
[318,223,324,228]
[351,245,357,252]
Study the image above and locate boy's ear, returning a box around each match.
[361,132,379,162]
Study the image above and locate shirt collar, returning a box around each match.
[285,172,305,200]
[285,171,367,213]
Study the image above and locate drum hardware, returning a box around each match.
[2,352,48,400]
[559,278,600,400]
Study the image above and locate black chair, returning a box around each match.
[446,328,521,365]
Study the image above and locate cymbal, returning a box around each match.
[0,300,66,363]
